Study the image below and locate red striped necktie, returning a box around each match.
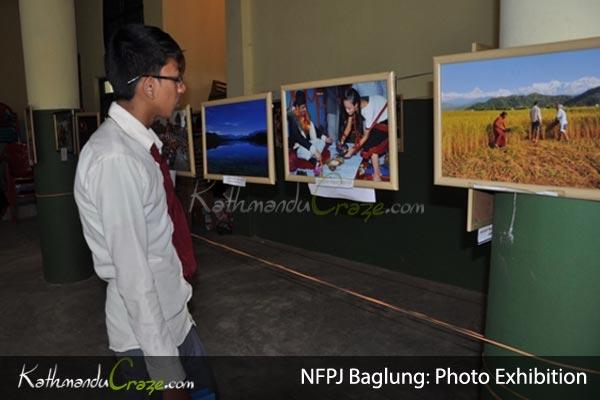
[150,144,197,280]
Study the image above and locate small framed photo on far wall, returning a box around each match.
[53,110,75,153]
[151,104,196,177]
[75,112,100,154]
[24,106,37,165]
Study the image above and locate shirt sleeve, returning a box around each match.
[89,155,186,383]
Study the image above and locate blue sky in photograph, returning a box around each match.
[441,47,600,102]
[205,99,267,136]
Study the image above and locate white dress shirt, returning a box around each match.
[74,102,193,381]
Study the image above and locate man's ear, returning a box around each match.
[142,77,155,99]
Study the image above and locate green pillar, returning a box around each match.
[487,2,600,397]
[33,110,93,283]
[20,0,92,283]
[483,193,600,398]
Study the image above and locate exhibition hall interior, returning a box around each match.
[1,0,598,398]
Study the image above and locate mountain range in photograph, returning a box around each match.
[463,86,600,110]
[205,129,267,149]
[442,75,600,110]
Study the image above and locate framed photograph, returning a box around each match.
[53,110,75,152]
[151,104,196,177]
[75,112,100,154]
[191,111,202,136]
[201,93,275,185]
[272,100,283,148]
[282,72,398,190]
[434,36,600,201]
[466,189,494,232]
[24,106,37,164]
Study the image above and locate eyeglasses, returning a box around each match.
[127,74,184,86]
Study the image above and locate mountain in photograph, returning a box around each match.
[467,93,572,110]
[443,76,600,110]
[442,97,491,109]
[205,129,267,149]
[564,86,600,106]
[464,86,600,110]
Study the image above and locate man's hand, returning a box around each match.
[163,388,191,400]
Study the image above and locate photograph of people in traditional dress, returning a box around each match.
[282,72,397,190]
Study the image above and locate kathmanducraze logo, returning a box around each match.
[17,358,193,395]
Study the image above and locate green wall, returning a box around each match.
[224,0,499,291]
[232,100,490,292]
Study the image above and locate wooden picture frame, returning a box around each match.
[434,36,600,201]
[75,112,100,154]
[53,110,75,153]
[151,104,196,177]
[466,189,495,232]
[201,93,275,185]
[282,71,398,191]
[24,106,37,164]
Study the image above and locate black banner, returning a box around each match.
[1,356,598,399]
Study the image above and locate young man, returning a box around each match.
[74,24,213,400]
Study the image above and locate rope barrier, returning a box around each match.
[192,233,599,375]
[35,192,73,198]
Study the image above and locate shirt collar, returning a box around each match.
[108,102,163,152]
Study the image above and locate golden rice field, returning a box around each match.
[441,107,600,188]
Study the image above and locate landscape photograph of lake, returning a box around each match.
[202,94,274,184]
[436,40,600,198]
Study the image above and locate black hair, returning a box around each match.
[105,24,185,100]
[343,88,361,107]
[342,88,364,132]
[293,90,306,107]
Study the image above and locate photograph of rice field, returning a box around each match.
[439,45,600,191]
